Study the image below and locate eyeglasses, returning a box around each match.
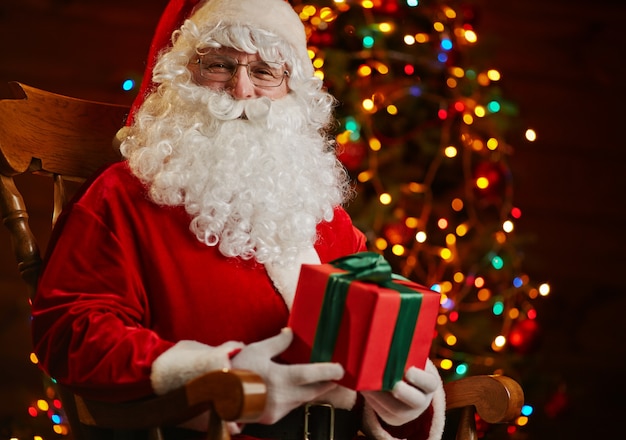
[195,55,289,88]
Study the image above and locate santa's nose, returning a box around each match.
[228,65,256,100]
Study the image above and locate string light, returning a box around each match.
[464,29,477,43]
[487,100,501,112]
[487,69,501,81]
[492,335,507,351]
[121,79,135,91]
[491,255,504,269]
[415,32,428,43]
[492,301,504,315]
[37,400,49,412]
[440,359,453,370]
[486,137,499,150]
[379,193,392,205]
[444,145,458,157]
[455,363,468,375]
[503,220,514,232]
[477,288,491,301]
[369,137,381,151]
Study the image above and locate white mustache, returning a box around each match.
[205,92,272,122]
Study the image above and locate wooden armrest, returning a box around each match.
[444,375,524,423]
[67,369,266,430]
[186,368,266,423]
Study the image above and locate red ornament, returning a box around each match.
[382,221,414,245]
[460,5,479,27]
[337,140,367,171]
[308,28,335,47]
[545,384,568,418]
[378,0,399,14]
[509,319,540,354]
[474,413,490,435]
[472,160,509,203]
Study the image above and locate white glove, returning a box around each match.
[362,366,439,426]
[231,328,345,424]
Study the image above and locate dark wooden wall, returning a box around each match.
[479,2,626,437]
[1,0,624,438]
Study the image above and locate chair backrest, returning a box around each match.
[0,81,128,437]
[0,81,127,297]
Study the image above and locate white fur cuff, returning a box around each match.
[428,359,446,440]
[362,359,446,440]
[151,339,244,395]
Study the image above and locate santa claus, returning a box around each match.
[31,1,445,439]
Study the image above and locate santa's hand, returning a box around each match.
[231,328,344,424]
[362,366,439,426]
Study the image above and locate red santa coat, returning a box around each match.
[32,161,444,440]
[32,161,367,400]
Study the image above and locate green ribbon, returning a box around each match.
[310,252,423,390]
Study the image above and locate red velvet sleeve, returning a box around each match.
[32,196,173,402]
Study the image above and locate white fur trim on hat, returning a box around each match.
[189,0,313,76]
[150,339,244,395]
[361,359,446,440]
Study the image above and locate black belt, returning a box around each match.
[242,403,360,440]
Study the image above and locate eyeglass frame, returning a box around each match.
[193,54,290,88]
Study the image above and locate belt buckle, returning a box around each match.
[303,402,335,440]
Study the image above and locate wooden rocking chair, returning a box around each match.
[0,82,523,440]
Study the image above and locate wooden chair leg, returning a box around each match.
[456,406,477,440]
[0,174,41,299]
[206,407,230,440]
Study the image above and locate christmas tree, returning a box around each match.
[294,0,548,437]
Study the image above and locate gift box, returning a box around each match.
[280,252,440,391]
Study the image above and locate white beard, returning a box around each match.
[122,85,349,267]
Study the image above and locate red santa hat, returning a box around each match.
[128,0,311,125]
